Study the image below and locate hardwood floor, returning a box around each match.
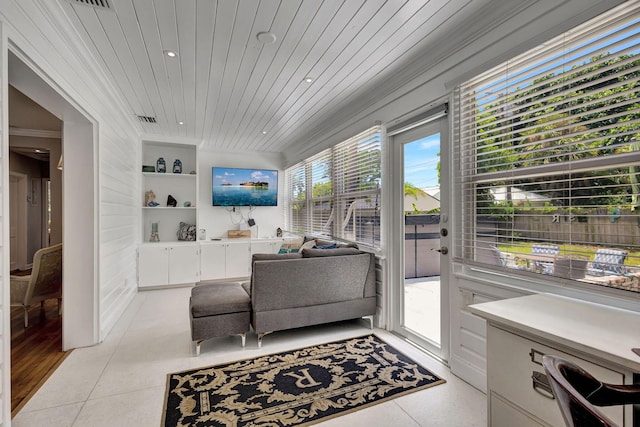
[10,298,69,417]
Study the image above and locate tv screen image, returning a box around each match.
[212,167,278,206]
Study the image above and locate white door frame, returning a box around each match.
[8,47,99,350]
[388,117,451,363]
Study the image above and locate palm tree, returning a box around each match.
[405,182,427,199]
[405,183,428,214]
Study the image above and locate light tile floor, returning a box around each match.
[13,287,486,427]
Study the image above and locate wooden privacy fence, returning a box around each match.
[509,209,640,246]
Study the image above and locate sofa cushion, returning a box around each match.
[191,283,250,318]
[252,252,302,262]
[302,247,361,257]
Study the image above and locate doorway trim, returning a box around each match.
[7,45,99,350]
[388,113,451,363]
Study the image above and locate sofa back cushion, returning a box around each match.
[301,247,361,258]
[251,252,375,311]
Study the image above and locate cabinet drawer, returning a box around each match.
[488,325,624,427]
[490,391,546,427]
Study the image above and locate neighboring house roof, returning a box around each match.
[405,193,440,213]
[489,186,551,206]
[422,186,441,201]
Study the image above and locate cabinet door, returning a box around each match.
[200,243,226,280]
[251,241,277,255]
[168,245,200,285]
[139,246,169,288]
[226,242,250,278]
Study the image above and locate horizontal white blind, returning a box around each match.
[285,126,382,248]
[456,1,640,295]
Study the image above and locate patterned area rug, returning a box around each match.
[163,334,445,426]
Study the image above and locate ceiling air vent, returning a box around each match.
[66,0,113,11]
[137,115,157,124]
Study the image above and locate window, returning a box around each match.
[285,126,382,249]
[456,2,640,294]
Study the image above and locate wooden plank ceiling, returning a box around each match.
[58,0,518,153]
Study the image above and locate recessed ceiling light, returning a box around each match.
[178,121,184,125]
[164,50,178,58]
[303,76,314,83]
[256,32,277,44]
[262,130,268,134]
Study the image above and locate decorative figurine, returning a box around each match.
[276,227,283,237]
[149,222,160,242]
[156,157,167,173]
[167,194,177,207]
[173,159,182,174]
[183,201,191,207]
[145,190,160,207]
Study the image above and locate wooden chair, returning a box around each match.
[10,243,63,327]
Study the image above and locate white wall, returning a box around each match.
[1,0,141,361]
[197,150,285,239]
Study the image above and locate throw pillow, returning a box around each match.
[177,222,196,241]
[299,239,317,251]
[314,243,338,249]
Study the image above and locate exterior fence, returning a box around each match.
[510,209,640,246]
[405,215,440,278]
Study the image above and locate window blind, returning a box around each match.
[456,1,640,294]
[285,126,382,248]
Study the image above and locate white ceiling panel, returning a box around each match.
[52,0,624,154]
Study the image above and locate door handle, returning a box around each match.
[436,246,448,255]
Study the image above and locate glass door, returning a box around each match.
[390,117,450,362]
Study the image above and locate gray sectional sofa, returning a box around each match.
[245,247,377,346]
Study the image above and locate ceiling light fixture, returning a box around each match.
[256,32,277,44]
[262,130,268,134]
[303,76,314,83]
[164,50,178,58]
[178,121,184,125]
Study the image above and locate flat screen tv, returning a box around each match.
[212,167,278,207]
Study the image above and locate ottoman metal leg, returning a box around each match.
[193,340,203,357]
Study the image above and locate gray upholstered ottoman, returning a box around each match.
[189,282,251,356]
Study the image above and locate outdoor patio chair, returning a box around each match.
[488,245,507,267]
[531,244,559,274]
[586,248,627,277]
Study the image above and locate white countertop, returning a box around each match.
[468,293,640,373]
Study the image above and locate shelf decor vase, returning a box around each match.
[156,157,167,173]
[149,222,160,242]
[173,159,182,174]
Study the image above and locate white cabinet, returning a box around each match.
[200,241,250,281]
[487,325,624,427]
[200,243,227,281]
[142,140,197,242]
[138,243,199,288]
[250,239,282,256]
[469,294,640,427]
[226,241,251,278]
